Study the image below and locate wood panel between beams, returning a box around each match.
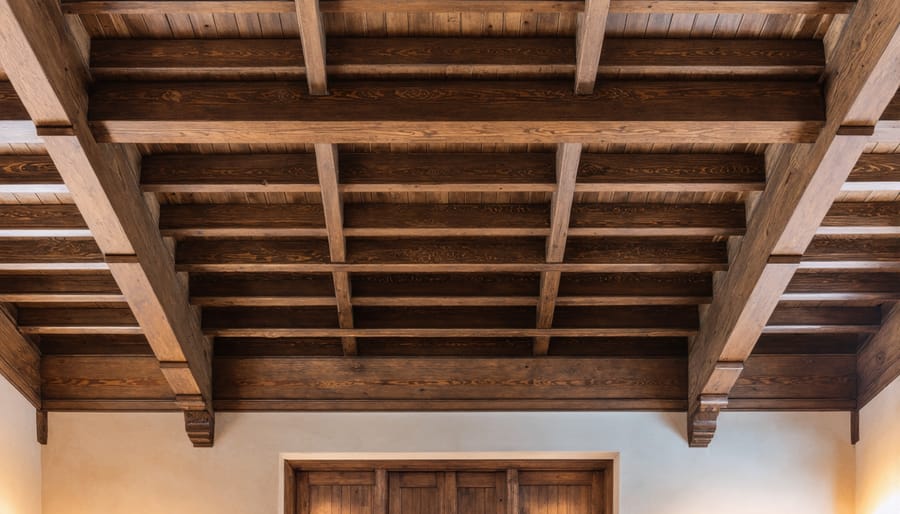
[87,81,825,144]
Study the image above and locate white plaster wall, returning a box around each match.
[856,375,900,514]
[0,376,41,514]
[41,410,854,514]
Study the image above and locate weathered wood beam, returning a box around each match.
[574,0,610,94]
[89,38,825,81]
[295,0,327,95]
[314,144,356,355]
[0,304,41,408]
[535,144,581,355]
[88,80,825,144]
[140,153,766,194]
[763,305,882,334]
[687,0,900,447]
[176,237,727,273]
[857,302,900,407]
[802,236,900,271]
[0,0,213,446]
[59,0,857,15]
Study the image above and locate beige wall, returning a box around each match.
[856,375,900,514]
[0,376,41,514]
[41,410,854,514]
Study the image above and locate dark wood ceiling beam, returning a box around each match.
[59,0,857,15]
[176,237,728,273]
[0,82,40,144]
[158,202,746,238]
[842,154,900,192]
[687,0,900,447]
[0,156,68,194]
[802,237,900,271]
[17,305,140,336]
[819,203,900,235]
[0,304,41,408]
[782,271,900,303]
[0,205,89,237]
[140,153,766,194]
[88,80,825,144]
[0,272,124,303]
[314,144,356,356]
[295,0,327,95]
[90,38,824,81]
[871,92,900,142]
[763,305,883,335]
[857,302,900,407]
[0,0,213,446]
[0,239,106,271]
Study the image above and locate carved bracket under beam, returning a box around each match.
[184,410,215,447]
[688,394,729,448]
[36,409,48,445]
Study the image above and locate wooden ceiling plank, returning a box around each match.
[857,302,900,407]
[88,80,825,145]
[687,0,900,447]
[58,0,856,15]
[0,0,213,446]
[295,0,327,95]
[574,0,610,94]
[843,154,900,191]
[315,144,356,356]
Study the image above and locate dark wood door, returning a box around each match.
[290,460,611,514]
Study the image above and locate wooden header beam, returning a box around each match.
[0,304,40,408]
[0,0,214,446]
[857,302,900,408]
[687,0,900,447]
[59,0,857,15]
[87,80,825,144]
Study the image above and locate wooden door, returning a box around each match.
[290,461,611,514]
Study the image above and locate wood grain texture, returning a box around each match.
[0,156,67,193]
[140,152,764,194]
[59,0,857,15]
[176,237,727,272]
[88,80,825,144]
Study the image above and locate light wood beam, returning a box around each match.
[857,302,900,407]
[535,144,582,355]
[575,0,610,94]
[0,0,213,446]
[315,144,355,355]
[0,304,40,408]
[687,0,900,447]
[295,0,327,95]
[59,0,857,16]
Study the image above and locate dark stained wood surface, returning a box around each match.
[87,80,825,144]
